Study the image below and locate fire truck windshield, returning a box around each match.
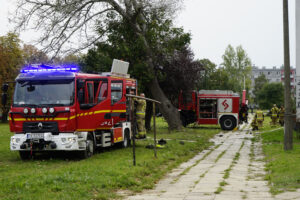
[13,80,75,107]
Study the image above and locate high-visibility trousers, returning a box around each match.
[136,112,146,136]
[271,115,278,125]
[251,121,258,130]
[257,120,263,127]
[279,115,284,126]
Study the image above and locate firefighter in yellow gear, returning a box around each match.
[270,104,279,126]
[134,93,146,138]
[256,109,264,128]
[251,115,259,131]
[279,105,285,126]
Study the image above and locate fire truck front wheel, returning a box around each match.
[19,151,31,160]
[78,138,94,159]
[220,116,236,130]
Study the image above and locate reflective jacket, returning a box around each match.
[279,108,285,117]
[256,110,264,120]
[135,99,146,116]
[271,107,279,117]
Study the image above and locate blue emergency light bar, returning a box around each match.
[20,64,79,73]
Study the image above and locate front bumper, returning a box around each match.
[10,133,86,151]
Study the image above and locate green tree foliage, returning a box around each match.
[197,59,233,90]
[81,13,192,97]
[197,59,217,89]
[253,74,268,103]
[0,33,23,121]
[257,82,284,109]
[221,45,252,96]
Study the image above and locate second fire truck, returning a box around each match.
[178,90,241,130]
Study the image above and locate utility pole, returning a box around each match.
[283,0,293,150]
[296,0,300,134]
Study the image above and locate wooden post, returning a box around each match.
[153,102,157,158]
[125,94,161,164]
[130,97,136,166]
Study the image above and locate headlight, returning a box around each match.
[24,108,29,114]
[11,138,20,143]
[61,137,76,144]
[42,107,48,114]
[30,108,36,114]
[68,137,76,142]
[49,107,55,114]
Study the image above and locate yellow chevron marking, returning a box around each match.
[112,110,126,113]
[76,129,95,131]
[14,118,26,121]
[94,110,110,114]
[54,118,68,121]
[96,127,111,130]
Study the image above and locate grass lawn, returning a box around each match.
[257,116,300,194]
[0,119,221,200]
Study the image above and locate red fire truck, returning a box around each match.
[178,90,240,130]
[5,60,137,160]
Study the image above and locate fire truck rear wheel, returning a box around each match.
[220,116,236,130]
[123,130,131,148]
[19,151,31,160]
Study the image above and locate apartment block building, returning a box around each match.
[250,66,296,96]
[251,66,296,86]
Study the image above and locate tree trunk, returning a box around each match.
[124,10,183,130]
[145,101,153,131]
[149,76,182,130]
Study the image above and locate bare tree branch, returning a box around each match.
[13,0,182,57]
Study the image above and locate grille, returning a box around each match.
[23,122,59,133]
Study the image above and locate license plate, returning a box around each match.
[27,133,44,139]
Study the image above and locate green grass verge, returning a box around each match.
[259,117,300,194]
[0,119,221,200]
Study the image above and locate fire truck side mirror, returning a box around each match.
[77,79,85,104]
[77,80,85,89]
[2,84,8,92]
[2,93,7,106]
[78,90,84,104]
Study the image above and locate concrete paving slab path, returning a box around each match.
[121,115,298,200]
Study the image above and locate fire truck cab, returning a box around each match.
[8,60,136,159]
[178,90,240,130]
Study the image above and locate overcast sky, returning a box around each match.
[0,0,296,68]
[176,0,296,68]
